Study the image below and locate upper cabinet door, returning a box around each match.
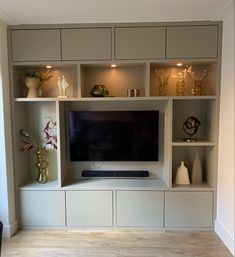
[11,29,61,61]
[115,27,165,60]
[61,28,112,60]
[166,25,218,58]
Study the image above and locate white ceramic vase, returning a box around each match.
[175,161,190,185]
[26,77,41,98]
[191,152,202,184]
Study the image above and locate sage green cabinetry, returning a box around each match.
[116,191,164,227]
[19,190,66,227]
[11,29,61,61]
[66,191,113,227]
[115,27,165,59]
[61,28,112,60]
[166,25,218,58]
[165,191,213,228]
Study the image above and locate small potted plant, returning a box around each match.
[25,70,52,98]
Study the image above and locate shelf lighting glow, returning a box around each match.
[46,65,52,69]
[176,63,183,67]
[111,64,117,68]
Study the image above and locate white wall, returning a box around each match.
[214,1,234,255]
[0,22,17,237]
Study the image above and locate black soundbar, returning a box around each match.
[82,170,149,177]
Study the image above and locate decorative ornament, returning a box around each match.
[183,116,201,142]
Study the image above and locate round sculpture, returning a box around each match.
[183,116,201,142]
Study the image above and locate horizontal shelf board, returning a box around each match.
[171,95,216,100]
[15,95,217,102]
[172,141,215,146]
[171,183,214,191]
[15,97,58,102]
[63,178,168,190]
[19,180,61,190]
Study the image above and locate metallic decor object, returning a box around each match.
[127,88,140,97]
[35,147,49,183]
[183,116,201,142]
[90,84,109,97]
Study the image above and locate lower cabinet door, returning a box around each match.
[117,191,164,227]
[66,191,113,227]
[19,190,66,227]
[165,191,213,228]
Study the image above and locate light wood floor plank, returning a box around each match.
[1,230,233,257]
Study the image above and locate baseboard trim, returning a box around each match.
[215,220,234,255]
[2,218,18,238]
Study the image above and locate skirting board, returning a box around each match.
[215,220,234,255]
[2,218,18,238]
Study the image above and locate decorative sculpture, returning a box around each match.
[183,116,201,142]
[57,75,69,98]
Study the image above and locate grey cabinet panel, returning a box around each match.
[66,191,113,227]
[61,28,112,60]
[165,191,213,228]
[166,25,218,58]
[115,27,165,59]
[11,29,61,61]
[117,191,164,227]
[19,191,65,226]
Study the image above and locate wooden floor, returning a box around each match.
[1,229,233,257]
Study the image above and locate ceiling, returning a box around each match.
[0,0,232,25]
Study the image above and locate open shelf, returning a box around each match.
[150,62,217,97]
[80,63,146,97]
[13,64,78,98]
[172,146,216,188]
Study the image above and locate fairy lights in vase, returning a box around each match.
[186,65,207,96]
[155,68,172,96]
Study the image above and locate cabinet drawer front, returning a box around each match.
[66,191,113,227]
[165,191,213,228]
[115,27,165,59]
[61,28,112,60]
[19,191,65,226]
[11,29,61,61]
[117,191,164,227]
[166,25,218,58]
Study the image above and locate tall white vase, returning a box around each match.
[175,161,190,185]
[191,152,202,184]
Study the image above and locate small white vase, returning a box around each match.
[26,77,41,98]
[191,153,202,184]
[175,161,190,185]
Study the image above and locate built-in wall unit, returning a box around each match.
[8,21,222,229]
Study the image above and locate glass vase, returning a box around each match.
[176,79,185,96]
[159,81,168,96]
[35,147,49,183]
[192,79,203,96]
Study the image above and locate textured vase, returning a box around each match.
[175,161,190,185]
[26,77,41,98]
[35,147,49,183]
[176,79,185,96]
[192,79,202,96]
[191,153,203,184]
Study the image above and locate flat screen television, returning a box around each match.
[68,110,159,162]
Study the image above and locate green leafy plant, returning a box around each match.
[25,70,52,83]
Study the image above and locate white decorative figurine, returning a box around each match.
[57,75,69,98]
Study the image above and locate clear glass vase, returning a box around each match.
[176,79,185,96]
[35,147,49,183]
[192,79,203,96]
[159,81,168,96]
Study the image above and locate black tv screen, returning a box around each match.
[68,111,159,161]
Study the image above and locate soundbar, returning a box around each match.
[82,170,149,177]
